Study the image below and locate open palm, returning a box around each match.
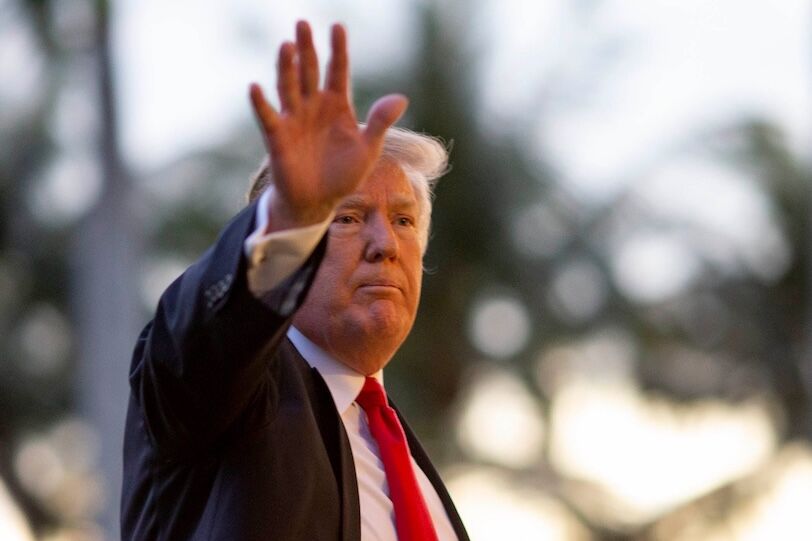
[249,22,408,229]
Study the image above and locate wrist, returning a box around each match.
[264,190,334,233]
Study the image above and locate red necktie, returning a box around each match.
[355,376,440,541]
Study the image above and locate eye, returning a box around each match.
[334,214,359,225]
[395,216,416,227]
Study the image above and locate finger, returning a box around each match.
[363,94,409,148]
[325,24,348,95]
[277,41,301,111]
[249,83,280,136]
[296,20,319,96]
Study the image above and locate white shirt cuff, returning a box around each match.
[243,188,332,296]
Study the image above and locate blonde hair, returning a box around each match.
[247,126,449,249]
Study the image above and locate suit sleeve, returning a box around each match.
[127,200,327,458]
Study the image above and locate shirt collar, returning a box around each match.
[287,326,383,414]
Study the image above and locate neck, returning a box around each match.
[291,325,397,376]
[327,339,396,376]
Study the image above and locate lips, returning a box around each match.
[356,279,403,291]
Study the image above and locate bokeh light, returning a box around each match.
[611,231,700,304]
[548,257,608,323]
[467,294,531,359]
[15,303,72,378]
[549,380,777,525]
[456,368,545,468]
[0,478,34,541]
[448,467,591,541]
[14,418,104,523]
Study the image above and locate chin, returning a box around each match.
[342,310,411,357]
[355,318,406,344]
[360,304,412,338]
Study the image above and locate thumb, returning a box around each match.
[363,94,409,148]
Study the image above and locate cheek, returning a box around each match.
[411,279,422,310]
[403,247,423,289]
[404,265,423,309]
[310,266,342,306]
[311,246,355,301]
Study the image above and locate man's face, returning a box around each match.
[292,158,424,374]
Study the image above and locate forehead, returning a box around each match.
[339,159,418,208]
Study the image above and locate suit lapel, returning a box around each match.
[310,367,361,541]
[282,339,361,541]
[393,403,471,541]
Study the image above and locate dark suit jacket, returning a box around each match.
[121,202,469,540]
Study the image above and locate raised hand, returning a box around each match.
[249,21,408,231]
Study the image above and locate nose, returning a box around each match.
[363,215,398,262]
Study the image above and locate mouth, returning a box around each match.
[357,281,402,292]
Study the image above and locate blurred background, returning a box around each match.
[1,0,811,539]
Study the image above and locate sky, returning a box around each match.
[114,0,419,171]
[114,0,811,193]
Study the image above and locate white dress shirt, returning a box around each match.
[243,189,458,540]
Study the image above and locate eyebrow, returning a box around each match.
[337,194,419,213]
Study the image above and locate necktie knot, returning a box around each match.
[356,376,388,410]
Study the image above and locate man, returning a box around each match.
[121,20,469,541]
